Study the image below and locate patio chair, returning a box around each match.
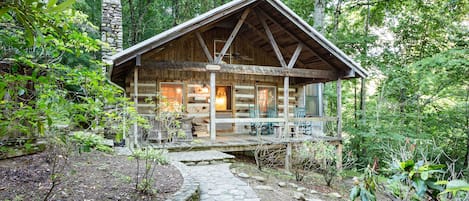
[294,107,307,135]
[249,105,261,135]
[262,107,277,135]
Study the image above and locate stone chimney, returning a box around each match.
[101,0,123,74]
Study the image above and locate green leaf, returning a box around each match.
[18,88,25,96]
[0,7,9,16]
[350,186,360,200]
[400,160,415,171]
[447,180,469,190]
[435,180,448,185]
[439,180,469,196]
[46,0,75,13]
[421,171,429,180]
[414,178,427,197]
[47,0,59,8]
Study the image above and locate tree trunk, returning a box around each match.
[359,0,370,126]
[464,87,469,168]
[359,78,366,125]
[333,0,343,39]
[172,0,179,26]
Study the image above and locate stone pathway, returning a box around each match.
[169,151,260,201]
[188,163,260,201]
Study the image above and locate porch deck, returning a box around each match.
[149,133,341,152]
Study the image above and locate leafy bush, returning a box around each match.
[350,166,378,201]
[292,141,338,186]
[130,148,169,195]
[70,131,113,153]
[437,179,469,200]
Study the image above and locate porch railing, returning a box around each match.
[213,117,339,137]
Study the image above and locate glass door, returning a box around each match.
[256,86,276,117]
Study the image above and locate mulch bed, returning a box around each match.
[0,150,183,200]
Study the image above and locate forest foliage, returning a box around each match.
[0,0,143,153]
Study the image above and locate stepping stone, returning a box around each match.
[310,189,318,194]
[238,173,250,178]
[296,187,307,192]
[327,192,342,198]
[293,192,305,200]
[305,198,324,201]
[277,182,287,187]
[288,183,298,188]
[197,161,210,165]
[252,176,266,182]
[114,147,132,156]
[254,185,274,191]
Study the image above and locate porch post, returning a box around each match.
[209,72,216,142]
[336,78,343,170]
[285,142,292,172]
[284,76,289,136]
[133,66,139,147]
[319,83,324,131]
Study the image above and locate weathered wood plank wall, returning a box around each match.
[126,67,300,136]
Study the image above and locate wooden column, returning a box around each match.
[319,83,324,131]
[133,55,141,147]
[284,76,289,136]
[336,78,343,170]
[209,72,216,142]
[285,142,292,172]
[133,67,139,147]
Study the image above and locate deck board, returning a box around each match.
[151,133,340,152]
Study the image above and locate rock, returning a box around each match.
[185,162,196,166]
[297,187,307,192]
[288,182,299,188]
[230,168,237,174]
[327,192,342,198]
[238,172,250,178]
[305,198,324,201]
[293,192,305,200]
[254,185,274,191]
[277,182,287,187]
[252,176,266,182]
[197,161,210,165]
[309,189,319,194]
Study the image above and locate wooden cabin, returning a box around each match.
[108,0,368,155]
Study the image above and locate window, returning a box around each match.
[214,40,232,64]
[160,82,184,112]
[215,86,232,111]
[257,86,276,117]
[305,84,320,116]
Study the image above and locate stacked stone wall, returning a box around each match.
[101,0,123,71]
